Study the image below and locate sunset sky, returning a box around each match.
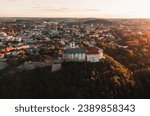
[0,0,150,18]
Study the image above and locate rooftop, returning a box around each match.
[64,48,86,54]
[86,47,103,54]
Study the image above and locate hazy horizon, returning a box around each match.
[0,16,150,20]
[0,0,150,18]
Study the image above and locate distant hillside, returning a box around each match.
[0,54,136,99]
[83,19,112,25]
[66,18,113,26]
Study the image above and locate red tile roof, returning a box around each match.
[0,53,4,57]
[86,47,101,54]
[5,47,15,52]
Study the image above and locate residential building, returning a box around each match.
[86,47,104,62]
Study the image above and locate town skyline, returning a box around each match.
[0,0,150,18]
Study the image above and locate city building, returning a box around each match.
[86,47,104,62]
[63,48,86,61]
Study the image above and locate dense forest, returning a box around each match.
[0,54,148,99]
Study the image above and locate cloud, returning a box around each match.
[32,7,101,12]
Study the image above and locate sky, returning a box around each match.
[0,0,150,18]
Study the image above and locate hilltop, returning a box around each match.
[66,18,113,25]
[83,19,112,25]
[0,54,136,99]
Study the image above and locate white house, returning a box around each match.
[86,47,104,62]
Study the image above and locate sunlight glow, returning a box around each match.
[0,0,150,18]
